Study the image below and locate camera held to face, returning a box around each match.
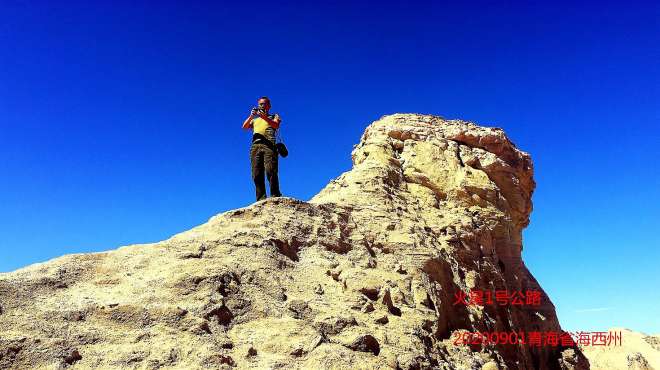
[251,107,266,116]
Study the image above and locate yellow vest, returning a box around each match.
[252,113,280,143]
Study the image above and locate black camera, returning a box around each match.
[251,107,265,116]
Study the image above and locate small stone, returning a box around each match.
[246,347,257,357]
[350,295,368,310]
[63,349,82,365]
[63,310,85,322]
[482,361,499,370]
[381,289,402,316]
[305,334,325,353]
[204,305,233,326]
[315,316,357,336]
[375,315,389,325]
[361,302,375,313]
[359,287,380,301]
[287,300,311,320]
[217,355,235,366]
[326,270,341,282]
[193,322,212,335]
[348,334,380,355]
[314,284,324,295]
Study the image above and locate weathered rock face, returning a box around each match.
[0,114,589,369]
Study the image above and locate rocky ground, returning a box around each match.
[0,114,590,369]
[580,328,660,370]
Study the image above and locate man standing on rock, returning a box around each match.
[242,96,283,201]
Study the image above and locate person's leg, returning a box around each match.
[265,147,282,197]
[250,145,266,201]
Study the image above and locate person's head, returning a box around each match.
[257,96,271,112]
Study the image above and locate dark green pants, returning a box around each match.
[250,143,281,201]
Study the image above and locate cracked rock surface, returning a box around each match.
[0,114,589,369]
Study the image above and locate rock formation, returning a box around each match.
[0,114,590,369]
[580,328,660,370]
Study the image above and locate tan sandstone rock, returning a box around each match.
[0,113,589,369]
[580,328,660,370]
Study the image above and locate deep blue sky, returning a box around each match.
[1,1,658,334]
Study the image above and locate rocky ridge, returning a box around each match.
[0,114,589,369]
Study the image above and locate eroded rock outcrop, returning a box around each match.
[0,114,589,369]
[580,328,660,370]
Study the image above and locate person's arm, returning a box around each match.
[242,113,255,130]
[256,112,281,129]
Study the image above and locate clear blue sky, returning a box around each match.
[1,1,658,334]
